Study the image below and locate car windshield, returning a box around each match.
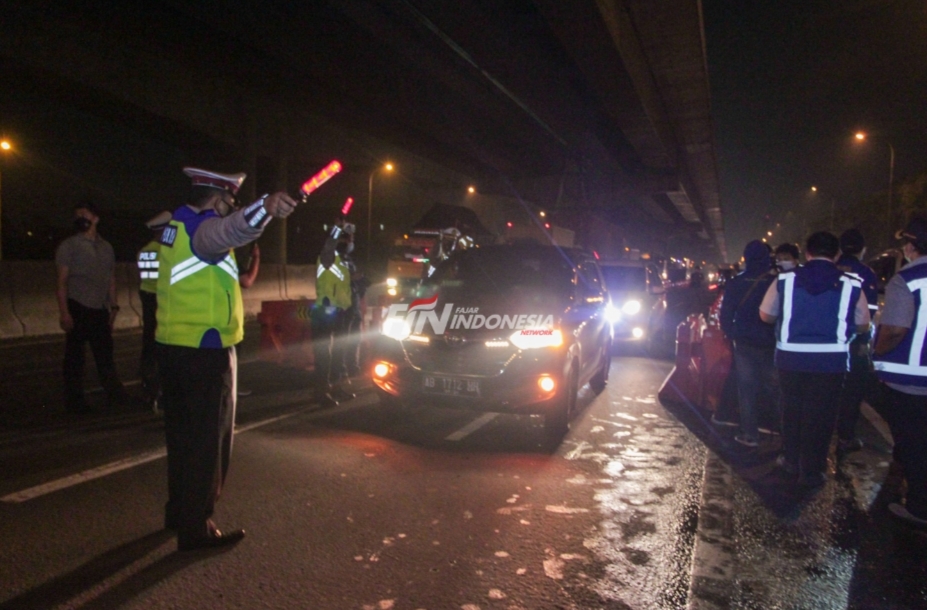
[428,247,574,295]
[602,266,646,292]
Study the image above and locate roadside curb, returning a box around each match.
[687,449,737,609]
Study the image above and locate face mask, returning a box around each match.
[346,241,355,254]
[74,217,92,233]
[778,260,796,271]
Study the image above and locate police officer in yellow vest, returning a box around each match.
[312,219,355,406]
[157,167,297,551]
[138,211,171,412]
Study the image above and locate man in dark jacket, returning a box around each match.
[719,240,778,447]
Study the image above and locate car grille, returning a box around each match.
[405,339,517,376]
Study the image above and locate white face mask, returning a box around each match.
[778,260,796,271]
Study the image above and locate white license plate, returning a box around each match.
[422,375,481,397]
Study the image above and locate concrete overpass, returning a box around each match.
[0,0,725,262]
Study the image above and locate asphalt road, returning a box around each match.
[1,339,925,609]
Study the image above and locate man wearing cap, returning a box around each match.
[157,167,297,551]
[759,231,870,490]
[835,229,879,455]
[56,200,128,414]
[718,239,779,448]
[871,216,927,531]
[137,211,172,412]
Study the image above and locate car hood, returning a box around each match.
[409,288,568,340]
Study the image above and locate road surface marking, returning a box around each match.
[445,413,498,441]
[1,401,366,504]
[1,449,168,503]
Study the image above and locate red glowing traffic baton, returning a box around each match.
[300,160,342,198]
[341,197,354,216]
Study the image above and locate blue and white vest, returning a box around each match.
[873,262,927,387]
[774,264,862,373]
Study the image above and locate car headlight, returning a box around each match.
[509,328,564,349]
[382,317,412,341]
[622,300,642,315]
[386,277,398,287]
[605,304,621,323]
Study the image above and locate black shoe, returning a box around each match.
[178,525,245,551]
[316,392,339,407]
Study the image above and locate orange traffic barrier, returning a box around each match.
[699,323,732,412]
[659,314,704,406]
[258,299,315,369]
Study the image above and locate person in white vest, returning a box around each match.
[871,216,927,531]
[759,231,870,490]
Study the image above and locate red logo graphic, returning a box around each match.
[408,295,439,312]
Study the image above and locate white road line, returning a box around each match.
[445,413,498,441]
[1,449,167,503]
[1,401,362,504]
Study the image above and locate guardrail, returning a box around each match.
[0,261,318,340]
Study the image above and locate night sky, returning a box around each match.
[704,0,927,257]
[3,1,926,264]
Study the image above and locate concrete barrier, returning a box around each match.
[9,262,63,337]
[0,261,323,340]
[283,265,316,300]
[0,265,25,338]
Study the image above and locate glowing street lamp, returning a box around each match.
[0,139,12,261]
[367,162,395,265]
[854,131,895,224]
[467,185,475,194]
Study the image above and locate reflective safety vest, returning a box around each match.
[138,240,161,294]
[874,262,927,387]
[155,208,243,348]
[774,263,862,373]
[315,253,352,310]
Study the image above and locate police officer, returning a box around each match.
[157,167,297,551]
[138,211,171,412]
[759,231,870,489]
[312,220,355,405]
[338,226,369,377]
[835,229,879,455]
[871,216,927,531]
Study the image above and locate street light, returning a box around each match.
[0,139,12,261]
[854,132,895,226]
[367,162,394,265]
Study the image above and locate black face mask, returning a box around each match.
[74,217,93,233]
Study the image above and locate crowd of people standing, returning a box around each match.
[716,222,927,532]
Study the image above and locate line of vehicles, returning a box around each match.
[366,205,715,440]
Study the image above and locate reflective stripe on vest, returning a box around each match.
[170,255,238,285]
[874,273,927,385]
[777,273,858,354]
[317,262,345,281]
[138,243,161,291]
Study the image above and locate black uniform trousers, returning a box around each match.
[158,343,237,540]
[311,307,347,390]
[869,381,927,518]
[139,291,160,401]
[779,369,844,480]
[64,298,123,411]
[836,333,874,442]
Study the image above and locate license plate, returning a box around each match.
[422,375,481,397]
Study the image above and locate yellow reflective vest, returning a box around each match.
[137,240,161,294]
[155,210,243,348]
[316,253,352,310]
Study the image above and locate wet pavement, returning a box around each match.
[0,333,926,608]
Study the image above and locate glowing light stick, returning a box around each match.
[341,197,354,216]
[300,160,342,199]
